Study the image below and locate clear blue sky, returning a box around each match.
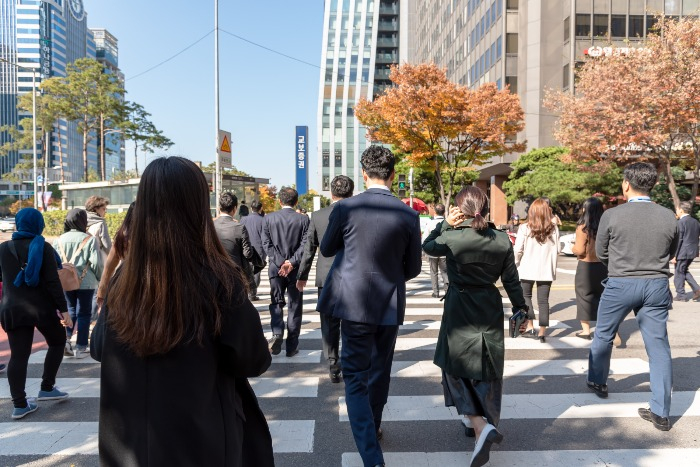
[83,1,324,189]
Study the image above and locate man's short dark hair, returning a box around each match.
[219,192,238,213]
[331,175,354,198]
[360,146,395,181]
[680,201,693,214]
[251,200,263,213]
[238,204,249,217]
[434,204,445,216]
[623,162,657,195]
[278,187,299,207]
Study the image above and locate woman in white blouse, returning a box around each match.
[514,198,560,343]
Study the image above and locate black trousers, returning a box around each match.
[269,270,303,352]
[6,322,65,408]
[674,258,699,296]
[521,280,552,327]
[318,287,341,371]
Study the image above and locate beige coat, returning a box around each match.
[513,223,560,281]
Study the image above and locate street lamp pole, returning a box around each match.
[214,0,221,215]
[0,58,38,209]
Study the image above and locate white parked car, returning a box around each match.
[0,218,16,232]
[559,233,576,256]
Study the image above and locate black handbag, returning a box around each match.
[90,300,107,362]
[509,308,528,338]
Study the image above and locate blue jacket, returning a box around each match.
[317,188,422,325]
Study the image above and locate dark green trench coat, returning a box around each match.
[423,220,527,381]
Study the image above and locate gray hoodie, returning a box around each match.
[86,211,112,264]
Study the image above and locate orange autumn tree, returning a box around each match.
[355,63,525,206]
[546,17,700,210]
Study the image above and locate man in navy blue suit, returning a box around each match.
[262,187,309,357]
[318,146,422,467]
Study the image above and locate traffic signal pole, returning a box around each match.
[409,167,414,209]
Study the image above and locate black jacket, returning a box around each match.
[318,188,423,325]
[262,207,309,277]
[676,215,700,260]
[214,215,254,271]
[96,279,273,467]
[298,204,334,287]
[0,239,68,331]
[240,212,266,261]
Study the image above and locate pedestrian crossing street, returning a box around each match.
[1,262,699,466]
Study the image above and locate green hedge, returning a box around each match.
[42,210,127,239]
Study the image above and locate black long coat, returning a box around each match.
[97,280,274,466]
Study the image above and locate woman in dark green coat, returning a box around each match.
[423,186,529,467]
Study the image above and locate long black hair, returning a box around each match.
[577,197,604,239]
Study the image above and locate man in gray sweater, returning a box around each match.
[588,162,678,431]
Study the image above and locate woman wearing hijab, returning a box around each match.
[0,208,72,419]
[53,208,103,359]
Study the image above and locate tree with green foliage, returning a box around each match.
[41,58,124,181]
[652,166,693,213]
[200,161,250,177]
[297,190,331,212]
[118,102,173,176]
[111,169,140,181]
[503,147,623,220]
[1,154,34,182]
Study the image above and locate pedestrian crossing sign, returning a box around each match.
[218,130,232,168]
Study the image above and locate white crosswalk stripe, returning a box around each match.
[1,261,693,466]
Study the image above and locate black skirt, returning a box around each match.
[442,371,503,426]
[574,261,607,321]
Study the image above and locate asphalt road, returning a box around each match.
[1,254,699,466]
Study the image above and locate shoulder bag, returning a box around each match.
[57,236,92,291]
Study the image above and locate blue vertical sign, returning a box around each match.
[295,126,309,195]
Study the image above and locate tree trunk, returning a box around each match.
[100,114,105,181]
[134,142,139,176]
[83,124,89,182]
[692,149,699,213]
[662,155,681,210]
[42,130,49,211]
[56,120,65,184]
[435,155,446,206]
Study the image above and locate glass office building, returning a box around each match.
[410,0,700,225]
[0,0,100,182]
[316,0,408,195]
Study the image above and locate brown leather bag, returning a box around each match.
[57,236,92,291]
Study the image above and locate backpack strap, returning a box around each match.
[68,235,93,264]
[7,241,26,271]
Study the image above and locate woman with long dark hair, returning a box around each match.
[0,208,71,419]
[514,198,560,343]
[572,197,611,340]
[93,157,273,466]
[423,186,529,467]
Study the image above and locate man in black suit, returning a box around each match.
[262,188,309,357]
[241,201,266,301]
[297,175,354,383]
[673,201,700,301]
[318,146,422,467]
[213,192,254,271]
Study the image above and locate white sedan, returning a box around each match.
[559,233,576,256]
[0,218,15,232]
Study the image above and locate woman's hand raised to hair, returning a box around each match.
[446,206,466,227]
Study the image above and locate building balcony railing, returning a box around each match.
[379,5,399,15]
[375,53,398,64]
[374,69,391,80]
[378,21,399,32]
[377,38,398,47]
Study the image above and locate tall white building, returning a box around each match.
[316,0,409,195]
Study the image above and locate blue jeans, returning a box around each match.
[588,277,673,417]
[65,289,95,349]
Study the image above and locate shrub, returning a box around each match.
[42,210,127,239]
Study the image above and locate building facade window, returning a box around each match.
[505,76,517,94]
[564,16,570,42]
[611,15,625,37]
[323,150,330,167]
[506,0,518,10]
[629,15,644,37]
[506,33,518,54]
[563,64,570,90]
[593,14,608,37]
[575,14,591,37]
[335,149,342,168]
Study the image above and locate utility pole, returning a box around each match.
[214,0,221,215]
[31,70,37,209]
[409,167,414,209]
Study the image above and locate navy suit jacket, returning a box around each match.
[297,205,334,288]
[676,215,700,259]
[240,212,266,261]
[317,188,423,325]
[261,208,309,278]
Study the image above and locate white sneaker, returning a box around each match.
[470,423,503,467]
[73,348,89,359]
[64,342,74,357]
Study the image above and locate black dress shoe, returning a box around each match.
[638,407,671,431]
[523,329,537,339]
[268,335,283,355]
[539,335,546,343]
[376,427,383,441]
[286,348,299,358]
[586,380,608,399]
[431,292,440,298]
[329,370,342,383]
